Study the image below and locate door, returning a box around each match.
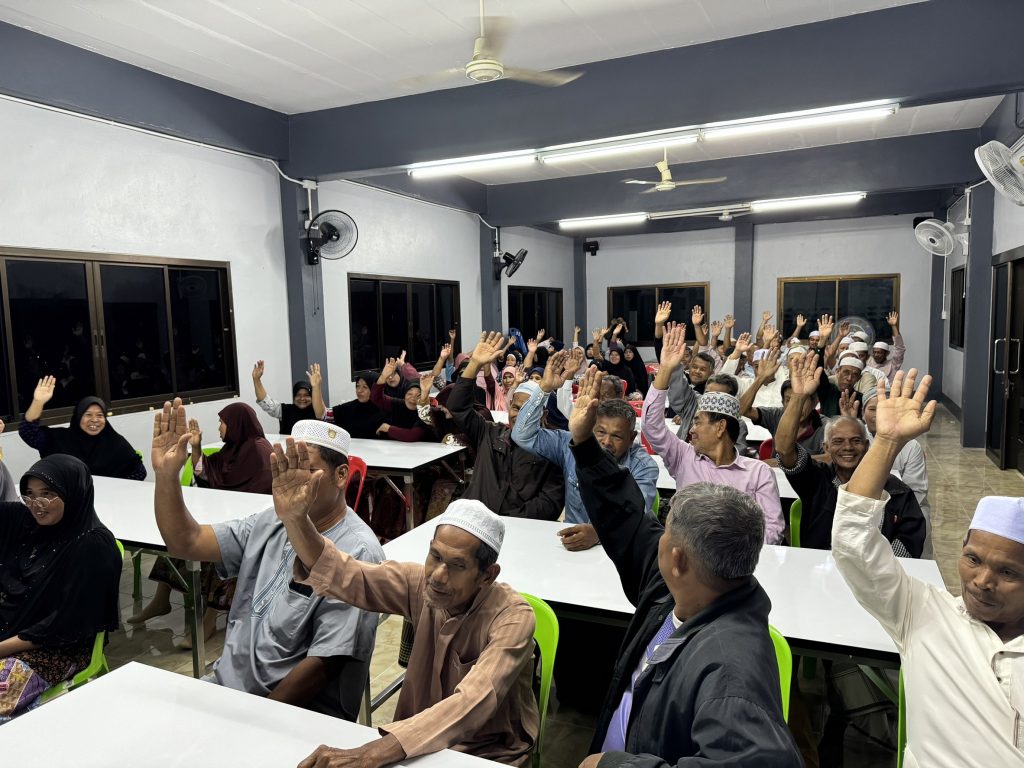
[987,261,1024,470]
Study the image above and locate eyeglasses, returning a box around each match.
[20,494,56,509]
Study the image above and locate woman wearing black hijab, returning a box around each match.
[18,376,146,480]
[623,344,651,396]
[251,360,320,435]
[598,343,637,395]
[0,454,122,720]
[370,359,430,442]
[325,374,385,440]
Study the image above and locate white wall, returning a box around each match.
[499,226,575,338]
[316,182,483,395]
[752,215,932,375]
[585,229,736,357]
[993,190,1024,256]
[0,98,291,480]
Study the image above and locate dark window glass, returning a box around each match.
[950,267,966,349]
[7,259,94,412]
[610,285,707,346]
[508,287,563,341]
[100,264,172,400]
[838,277,898,341]
[169,268,230,392]
[380,281,409,361]
[0,298,11,421]
[781,280,835,338]
[659,285,707,338]
[350,278,380,372]
[435,284,458,355]
[409,282,436,365]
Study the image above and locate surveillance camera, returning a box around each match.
[584,240,599,256]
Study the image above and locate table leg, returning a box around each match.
[403,473,415,532]
[185,559,205,678]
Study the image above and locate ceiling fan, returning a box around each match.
[399,0,583,90]
[622,148,726,193]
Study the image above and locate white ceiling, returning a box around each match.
[0,0,927,114]
[453,95,1002,184]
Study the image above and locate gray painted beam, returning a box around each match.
[733,223,754,331]
[280,178,330,398]
[485,133,978,228]
[285,0,1024,177]
[573,239,588,335]
[927,252,945,400]
[0,21,288,159]
[961,185,994,448]
[348,173,488,217]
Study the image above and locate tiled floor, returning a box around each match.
[103,406,1024,767]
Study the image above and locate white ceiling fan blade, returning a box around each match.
[640,186,665,194]
[503,67,584,87]
[668,176,728,186]
[395,68,466,90]
[623,179,657,185]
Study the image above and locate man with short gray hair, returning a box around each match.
[568,369,801,768]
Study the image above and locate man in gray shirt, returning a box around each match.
[150,404,383,719]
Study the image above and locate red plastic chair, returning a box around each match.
[640,434,656,455]
[758,438,775,461]
[347,455,368,510]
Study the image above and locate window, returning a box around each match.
[949,266,966,349]
[778,274,900,340]
[348,275,461,375]
[508,287,563,341]
[0,249,237,423]
[608,283,709,346]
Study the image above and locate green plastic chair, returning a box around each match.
[651,490,661,520]
[768,625,792,722]
[897,669,906,768]
[180,446,221,487]
[788,498,802,548]
[520,592,559,767]
[39,540,125,704]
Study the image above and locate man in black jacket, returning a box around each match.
[569,367,802,768]
[449,332,564,519]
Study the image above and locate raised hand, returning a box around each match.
[789,351,822,397]
[874,369,936,444]
[659,324,689,369]
[574,325,581,336]
[796,314,807,327]
[762,310,773,324]
[448,328,457,343]
[839,321,851,337]
[756,348,782,381]
[568,366,605,445]
[471,331,507,367]
[33,376,56,405]
[710,320,724,337]
[541,350,569,393]
[187,418,203,450]
[252,360,265,380]
[512,368,526,388]
[535,328,546,342]
[887,311,899,327]
[270,439,322,524]
[612,323,624,338]
[563,346,586,378]
[306,362,322,388]
[762,324,779,347]
[419,371,435,393]
[655,301,672,325]
[839,389,861,419]
[151,398,191,476]
[438,343,452,361]
[592,328,605,344]
[691,305,705,326]
[526,337,539,354]
[818,314,834,337]
[723,314,735,330]
[397,350,407,366]
[379,357,400,381]
[733,332,753,355]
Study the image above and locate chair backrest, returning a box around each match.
[768,624,792,722]
[640,433,655,455]
[757,437,775,460]
[520,592,559,765]
[347,455,368,511]
[180,446,222,487]
[650,490,661,520]
[788,498,802,548]
[897,669,906,768]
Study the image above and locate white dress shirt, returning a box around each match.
[832,486,1024,766]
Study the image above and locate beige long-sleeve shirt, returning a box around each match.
[832,486,1024,767]
[296,539,538,765]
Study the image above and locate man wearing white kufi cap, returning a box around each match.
[149,405,384,720]
[277,446,538,768]
[832,369,1024,767]
[866,311,907,381]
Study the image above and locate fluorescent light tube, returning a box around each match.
[749,192,866,213]
[558,212,649,230]
[540,133,698,164]
[703,101,897,140]
[407,151,536,178]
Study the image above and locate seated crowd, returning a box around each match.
[1,299,1017,768]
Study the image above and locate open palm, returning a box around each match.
[152,398,190,476]
[270,440,322,524]
[874,369,936,443]
[660,325,688,369]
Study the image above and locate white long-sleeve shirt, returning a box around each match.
[832,486,1024,767]
[721,357,787,408]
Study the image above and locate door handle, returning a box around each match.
[995,338,1006,375]
[1011,339,1022,376]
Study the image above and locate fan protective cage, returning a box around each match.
[914,219,956,257]
[309,210,358,259]
[975,141,1024,206]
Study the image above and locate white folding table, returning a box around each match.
[2,662,499,766]
[383,516,944,665]
[93,475,272,678]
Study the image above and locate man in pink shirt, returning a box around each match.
[642,324,785,544]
